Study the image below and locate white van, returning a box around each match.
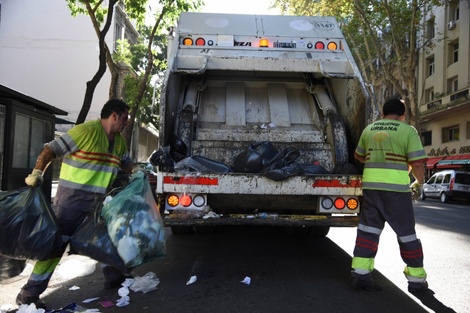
[422,170,470,203]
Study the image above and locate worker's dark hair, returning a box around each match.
[100,99,130,118]
[382,98,405,116]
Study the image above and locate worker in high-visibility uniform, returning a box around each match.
[16,99,141,309]
[351,98,428,293]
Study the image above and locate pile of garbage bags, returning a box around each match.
[150,140,330,181]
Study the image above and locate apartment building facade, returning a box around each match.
[417,0,470,176]
[0,0,158,162]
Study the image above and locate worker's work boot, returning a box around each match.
[408,281,429,293]
[351,272,382,291]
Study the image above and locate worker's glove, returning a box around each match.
[410,181,423,201]
[25,169,44,187]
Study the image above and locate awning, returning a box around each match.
[426,156,446,169]
[437,154,470,165]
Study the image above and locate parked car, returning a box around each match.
[422,170,470,203]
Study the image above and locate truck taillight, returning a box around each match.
[334,198,345,209]
[315,41,325,49]
[319,196,360,213]
[450,178,454,191]
[166,193,207,210]
[346,198,359,210]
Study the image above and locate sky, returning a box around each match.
[201,0,281,15]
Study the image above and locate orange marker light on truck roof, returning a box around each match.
[259,38,269,47]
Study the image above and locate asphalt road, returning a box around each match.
[1,198,467,313]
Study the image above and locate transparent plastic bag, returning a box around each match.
[0,187,61,260]
[101,173,166,268]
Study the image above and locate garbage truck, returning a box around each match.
[153,12,374,235]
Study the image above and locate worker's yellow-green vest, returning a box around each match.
[356,119,427,192]
[58,120,128,194]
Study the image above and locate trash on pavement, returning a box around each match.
[115,278,133,307]
[82,297,100,304]
[240,276,251,285]
[186,275,197,285]
[68,285,80,291]
[129,272,160,293]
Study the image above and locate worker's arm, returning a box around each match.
[410,161,425,185]
[354,151,366,164]
[25,145,56,187]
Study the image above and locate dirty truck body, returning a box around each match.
[156,12,371,234]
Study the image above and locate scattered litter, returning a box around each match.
[202,211,220,219]
[240,276,251,285]
[130,272,160,293]
[115,279,133,307]
[186,275,197,285]
[99,300,114,308]
[17,303,45,313]
[82,297,100,304]
[68,285,80,291]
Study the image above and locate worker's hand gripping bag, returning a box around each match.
[69,211,128,271]
[0,187,61,260]
[101,172,166,268]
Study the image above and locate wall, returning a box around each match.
[0,0,113,122]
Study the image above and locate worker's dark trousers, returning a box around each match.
[19,204,124,299]
[352,190,425,275]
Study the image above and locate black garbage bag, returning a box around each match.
[149,146,175,172]
[263,163,304,181]
[70,214,128,271]
[261,148,302,181]
[299,162,331,175]
[175,155,233,174]
[170,135,188,162]
[0,187,61,260]
[0,255,27,281]
[233,141,279,173]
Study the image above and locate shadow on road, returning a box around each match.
[2,226,457,313]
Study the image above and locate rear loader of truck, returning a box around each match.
[154,12,372,235]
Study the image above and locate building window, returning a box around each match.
[114,22,123,51]
[451,3,460,21]
[442,125,459,143]
[447,77,458,94]
[422,131,432,146]
[427,56,435,76]
[425,88,434,102]
[452,42,459,63]
[426,18,435,39]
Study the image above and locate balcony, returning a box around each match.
[421,87,470,122]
